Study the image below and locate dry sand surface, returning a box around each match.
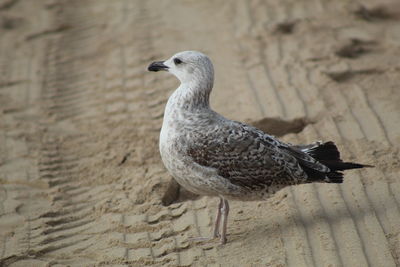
[1,0,400,266]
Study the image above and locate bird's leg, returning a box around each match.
[188,197,224,243]
[220,199,230,244]
[213,197,224,238]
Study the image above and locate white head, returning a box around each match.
[148,51,214,89]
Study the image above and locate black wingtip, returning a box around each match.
[361,164,374,168]
[301,141,374,183]
[335,161,374,170]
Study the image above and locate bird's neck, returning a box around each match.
[170,79,213,112]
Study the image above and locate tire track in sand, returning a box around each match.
[1,0,399,266]
[3,0,219,265]
[229,0,400,266]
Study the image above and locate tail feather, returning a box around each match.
[306,141,340,161]
[299,141,372,184]
[326,171,344,183]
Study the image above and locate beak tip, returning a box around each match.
[148,61,168,72]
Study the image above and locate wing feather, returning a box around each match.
[185,121,310,189]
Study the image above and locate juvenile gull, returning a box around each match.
[148,51,371,244]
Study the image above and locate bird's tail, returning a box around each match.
[300,141,373,183]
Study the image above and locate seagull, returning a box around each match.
[147,51,371,244]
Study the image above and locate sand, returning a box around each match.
[1,0,399,266]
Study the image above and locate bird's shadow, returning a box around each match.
[227,197,396,247]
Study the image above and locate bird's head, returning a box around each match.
[148,51,214,87]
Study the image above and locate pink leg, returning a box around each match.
[188,197,224,242]
[213,198,223,238]
[220,199,229,244]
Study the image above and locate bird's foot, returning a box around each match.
[220,236,227,245]
[187,236,215,243]
[188,235,227,245]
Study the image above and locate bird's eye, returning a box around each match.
[174,58,183,65]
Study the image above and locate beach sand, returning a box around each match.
[1,0,399,266]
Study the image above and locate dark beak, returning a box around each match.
[148,61,169,72]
